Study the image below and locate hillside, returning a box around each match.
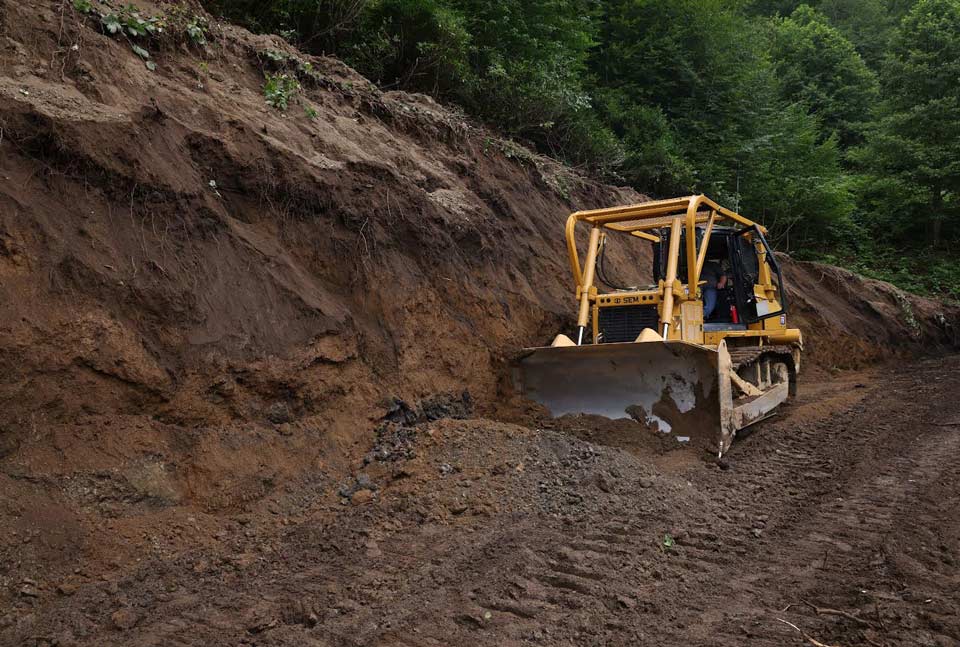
[1,2,959,646]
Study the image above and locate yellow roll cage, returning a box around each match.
[565,195,767,340]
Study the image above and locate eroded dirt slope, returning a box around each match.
[1,2,959,645]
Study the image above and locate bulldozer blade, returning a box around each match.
[514,340,724,442]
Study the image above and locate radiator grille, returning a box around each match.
[597,305,660,343]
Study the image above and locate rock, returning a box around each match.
[247,617,278,634]
[751,528,763,538]
[123,460,181,505]
[230,553,258,569]
[596,474,612,493]
[0,428,19,459]
[351,489,374,505]
[638,477,655,488]
[19,583,39,598]
[111,608,139,630]
[616,594,637,609]
[282,600,319,627]
[457,613,484,627]
[365,540,383,558]
[339,473,377,498]
[335,598,361,614]
[265,402,294,424]
[56,582,78,596]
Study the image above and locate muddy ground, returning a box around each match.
[4,356,959,647]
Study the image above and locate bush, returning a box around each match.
[263,73,300,109]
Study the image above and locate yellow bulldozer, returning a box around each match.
[516,195,802,456]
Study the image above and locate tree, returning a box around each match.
[854,0,960,246]
[736,103,854,248]
[587,0,853,246]
[589,0,768,195]
[768,5,879,148]
[448,0,601,150]
[816,0,901,68]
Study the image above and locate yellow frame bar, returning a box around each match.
[565,195,764,288]
[694,210,717,290]
[564,195,766,340]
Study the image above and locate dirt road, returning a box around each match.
[5,356,960,647]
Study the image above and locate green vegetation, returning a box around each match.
[72,2,211,70]
[195,1,960,300]
[185,15,210,44]
[263,72,300,110]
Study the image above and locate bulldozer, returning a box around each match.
[515,195,802,456]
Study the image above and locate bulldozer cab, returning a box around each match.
[653,224,788,327]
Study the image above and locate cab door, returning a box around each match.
[734,226,788,323]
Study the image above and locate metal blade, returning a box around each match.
[514,341,721,436]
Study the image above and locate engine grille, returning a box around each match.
[597,305,660,343]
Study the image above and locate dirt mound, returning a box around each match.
[782,257,958,368]
[1,2,959,644]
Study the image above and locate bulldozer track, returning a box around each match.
[728,344,797,371]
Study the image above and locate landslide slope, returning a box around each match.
[0,0,957,629]
[1,0,642,488]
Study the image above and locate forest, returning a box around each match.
[202,0,960,298]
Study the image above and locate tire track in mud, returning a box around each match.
[683,358,960,646]
[353,368,898,646]
[289,358,960,647]
[427,358,960,647]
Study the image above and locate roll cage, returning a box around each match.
[565,195,784,341]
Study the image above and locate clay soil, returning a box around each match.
[2,2,960,646]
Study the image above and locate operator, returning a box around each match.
[701,259,728,319]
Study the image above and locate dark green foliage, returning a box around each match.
[768,6,879,147]
[852,0,960,249]
[202,0,960,299]
[345,0,471,92]
[589,0,853,247]
[816,0,902,66]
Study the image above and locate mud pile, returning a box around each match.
[1,2,958,643]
